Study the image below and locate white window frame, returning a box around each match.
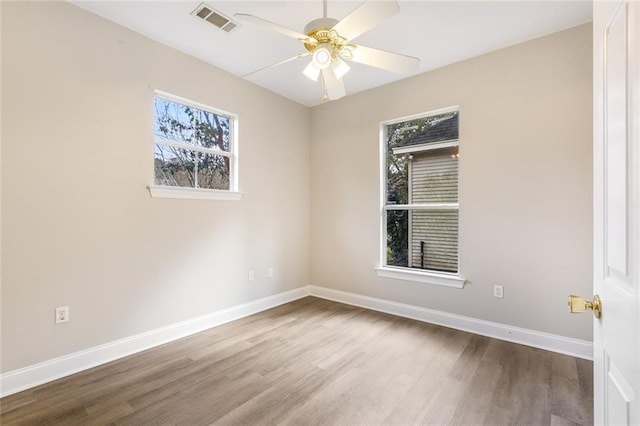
[376,106,465,289]
[148,90,242,201]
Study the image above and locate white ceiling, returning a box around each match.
[70,1,592,107]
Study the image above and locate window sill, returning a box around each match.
[375,267,466,289]
[148,185,243,201]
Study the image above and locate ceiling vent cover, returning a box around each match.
[192,3,239,33]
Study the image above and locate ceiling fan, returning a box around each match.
[235,0,420,101]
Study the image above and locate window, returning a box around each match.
[149,91,241,200]
[377,107,465,288]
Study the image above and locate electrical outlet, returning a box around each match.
[248,270,255,281]
[268,267,274,278]
[55,306,69,324]
[493,285,504,298]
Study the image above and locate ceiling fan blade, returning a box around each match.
[322,68,345,100]
[234,13,315,44]
[349,44,419,75]
[242,52,311,78]
[331,0,400,42]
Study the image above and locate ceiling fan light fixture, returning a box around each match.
[303,60,321,81]
[312,45,332,69]
[331,57,350,79]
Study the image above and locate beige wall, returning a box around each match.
[0,2,310,372]
[1,1,593,375]
[310,24,593,341]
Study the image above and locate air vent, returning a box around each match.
[192,3,239,33]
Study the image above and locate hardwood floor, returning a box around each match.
[0,297,593,425]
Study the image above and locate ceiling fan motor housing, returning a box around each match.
[303,17,342,52]
[304,17,339,36]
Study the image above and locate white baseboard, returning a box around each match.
[1,284,593,398]
[308,285,593,361]
[0,287,308,398]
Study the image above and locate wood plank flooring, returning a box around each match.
[0,297,593,425]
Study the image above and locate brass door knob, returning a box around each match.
[568,294,602,319]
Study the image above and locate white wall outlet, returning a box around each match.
[493,285,504,298]
[55,306,69,324]
[268,267,274,278]
[248,270,255,281]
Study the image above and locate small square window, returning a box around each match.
[149,92,240,200]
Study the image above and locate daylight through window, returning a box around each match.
[153,92,237,193]
[382,108,460,275]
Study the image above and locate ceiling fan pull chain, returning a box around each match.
[320,72,328,101]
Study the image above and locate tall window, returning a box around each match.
[150,91,240,200]
[379,107,463,286]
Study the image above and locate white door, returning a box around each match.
[593,1,639,424]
